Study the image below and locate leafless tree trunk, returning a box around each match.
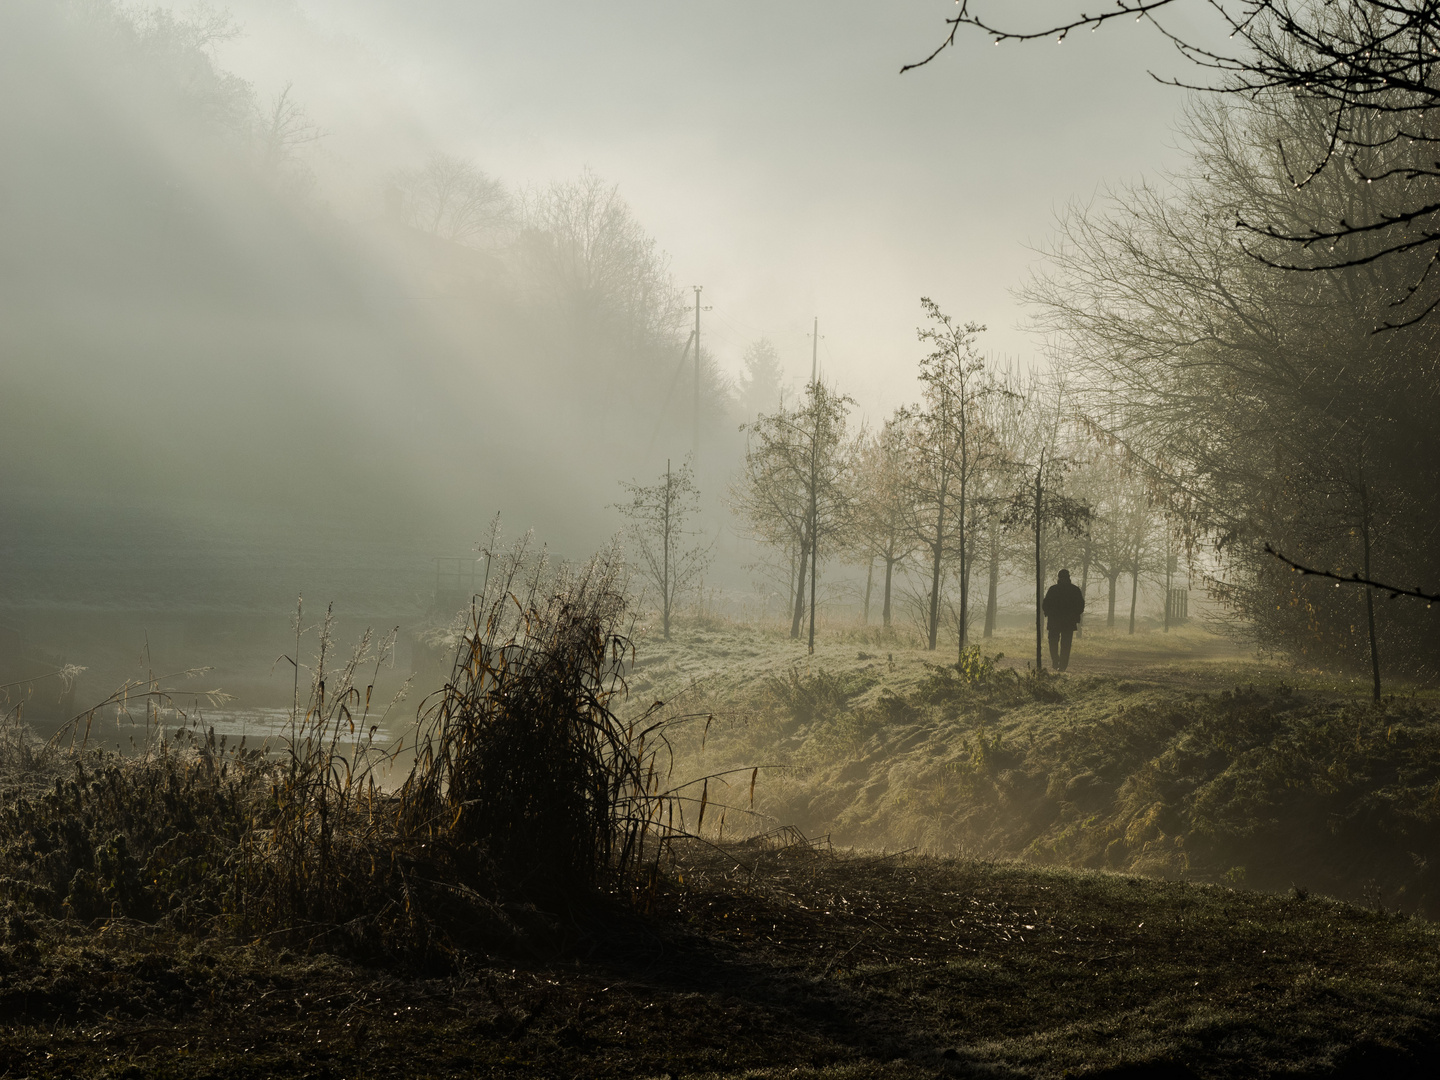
[791,524,809,640]
[983,515,1001,639]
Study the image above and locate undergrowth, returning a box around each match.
[0,538,692,962]
[748,666,1440,914]
[764,666,876,728]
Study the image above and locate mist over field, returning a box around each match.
[10,2,1440,1076]
[1,0,1437,774]
[0,0,1192,698]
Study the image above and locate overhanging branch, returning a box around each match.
[1264,543,1440,604]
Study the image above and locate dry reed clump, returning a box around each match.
[233,539,686,954]
[0,538,689,960]
[399,541,676,905]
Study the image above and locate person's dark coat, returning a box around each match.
[1043,579,1085,632]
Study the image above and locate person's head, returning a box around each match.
[1057,569,1071,584]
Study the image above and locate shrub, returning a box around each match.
[0,539,685,958]
[763,667,874,727]
[916,649,1011,704]
[0,734,264,927]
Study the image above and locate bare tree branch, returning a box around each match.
[1265,543,1440,603]
[910,0,1440,319]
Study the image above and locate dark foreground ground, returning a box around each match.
[3,838,1438,1079]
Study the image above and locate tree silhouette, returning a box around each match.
[615,457,710,641]
[909,0,1440,324]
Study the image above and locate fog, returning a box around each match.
[13,9,1440,1069]
[213,0,1192,405]
[14,0,1431,727]
[0,1,1183,697]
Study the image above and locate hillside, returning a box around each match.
[637,620,1440,915]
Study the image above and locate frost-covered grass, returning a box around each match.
[646,616,1440,917]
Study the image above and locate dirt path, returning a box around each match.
[1007,627,1259,686]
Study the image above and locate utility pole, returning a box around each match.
[693,286,704,460]
[810,316,818,384]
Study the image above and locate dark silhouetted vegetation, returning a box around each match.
[0,543,684,964]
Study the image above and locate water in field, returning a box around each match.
[60,705,397,755]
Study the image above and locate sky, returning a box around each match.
[211,0,1204,423]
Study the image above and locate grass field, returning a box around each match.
[3,616,1439,1077]
[3,839,1439,1078]
[641,619,1440,912]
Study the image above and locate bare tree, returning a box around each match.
[1072,446,1155,630]
[896,299,996,653]
[974,365,1033,639]
[909,0,1440,322]
[1025,90,1440,679]
[733,380,854,650]
[1122,497,1161,635]
[253,84,324,176]
[515,169,703,436]
[849,420,920,629]
[1010,454,1092,670]
[615,457,710,641]
[737,338,787,421]
[518,169,685,345]
[996,380,1092,669]
[1311,433,1391,700]
[392,153,513,248]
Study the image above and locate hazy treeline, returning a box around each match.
[0,1,1183,652]
[729,305,1176,657]
[7,0,1434,692]
[0,0,744,586]
[1027,88,1440,681]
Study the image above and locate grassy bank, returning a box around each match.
[644,620,1440,915]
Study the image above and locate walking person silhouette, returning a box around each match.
[1042,569,1085,672]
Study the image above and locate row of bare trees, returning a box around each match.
[909,0,1440,693]
[1024,90,1440,692]
[729,302,1180,660]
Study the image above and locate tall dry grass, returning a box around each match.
[0,536,701,959]
[400,537,676,902]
